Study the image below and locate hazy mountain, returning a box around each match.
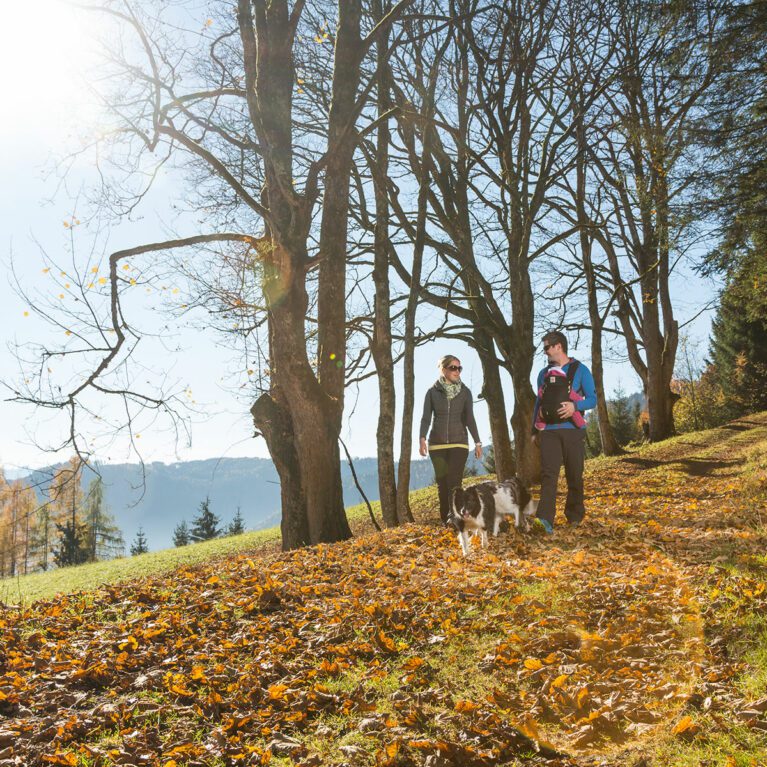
[18,452,486,551]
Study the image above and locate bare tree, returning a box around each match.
[383,0,605,482]
[585,0,725,440]
[10,0,413,550]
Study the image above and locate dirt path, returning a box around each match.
[0,416,766,766]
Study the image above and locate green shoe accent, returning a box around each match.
[532,518,554,535]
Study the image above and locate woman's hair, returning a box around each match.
[438,354,461,370]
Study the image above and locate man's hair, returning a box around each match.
[542,330,568,354]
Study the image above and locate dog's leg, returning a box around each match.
[458,530,471,558]
[480,529,488,549]
[520,499,537,533]
[522,498,538,518]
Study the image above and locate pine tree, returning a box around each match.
[481,446,496,476]
[173,520,190,547]
[130,527,149,556]
[53,520,90,567]
[584,413,603,458]
[31,505,53,572]
[84,478,125,562]
[609,386,640,447]
[710,275,767,419]
[227,508,246,536]
[190,497,221,542]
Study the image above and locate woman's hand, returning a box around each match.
[474,443,482,460]
[419,437,428,457]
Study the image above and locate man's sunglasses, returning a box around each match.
[446,365,463,372]
[543,344,555,352]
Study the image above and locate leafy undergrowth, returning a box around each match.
[1,415,767,766]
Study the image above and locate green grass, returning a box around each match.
[4,414,764,610]
[0,489,435,607]
[0,528,280,606]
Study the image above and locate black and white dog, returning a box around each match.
[449,478,538,557]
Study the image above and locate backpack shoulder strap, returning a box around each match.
[566,359,580,386]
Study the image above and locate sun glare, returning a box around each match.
[0,0,104,145]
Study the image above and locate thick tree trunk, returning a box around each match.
[237,0,366,547]
[645,332,680,441]
[476,341,514,480]
[510,384,538,484]
[264,247,352,546]
[251,392,309,550]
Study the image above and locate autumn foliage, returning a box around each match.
[1,415,767,765]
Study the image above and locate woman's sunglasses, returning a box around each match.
[446,365,463,372]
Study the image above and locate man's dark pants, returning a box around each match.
[429,447,469,524]
[537,429,586,526]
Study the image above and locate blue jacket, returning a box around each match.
[532,358,597,430]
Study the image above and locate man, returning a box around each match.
[531,331,597,533]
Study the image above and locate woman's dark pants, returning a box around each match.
[429,447,469,524]
[537,429,586,526]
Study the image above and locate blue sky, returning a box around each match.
[0,0,722,476]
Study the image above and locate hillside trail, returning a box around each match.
[1,415,766,766]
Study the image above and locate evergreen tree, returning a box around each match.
[710,274,767,419]
[190,497,221,542]
[609,386,640,447]
[84,478,125,561]
[227,508,246,536]
[130,527,149,556]
[53,520,89,567]
[481,445,496,476]
[31,505,53,572]
[173,520,190,547]
[584,413,603,458]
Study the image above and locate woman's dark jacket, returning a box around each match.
[419,383,480,447]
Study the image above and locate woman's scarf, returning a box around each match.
[438,376,462,400]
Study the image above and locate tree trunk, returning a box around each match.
[262,245,352,546]
[574,98,622,456]
[396,47,438,525]
[251,393,309,550]
[476,340,514,480]
[591,337,623,455]
[238,0,364,546]
[507,246,539,484]
[645,332,680,441]
[371,0,398,527]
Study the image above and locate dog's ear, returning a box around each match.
[451,486,464,512]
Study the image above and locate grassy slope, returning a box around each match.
[1,415,766,766]
[0,487,433,605]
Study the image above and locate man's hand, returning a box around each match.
[557,401,576,419]
[419,437,428,457]
[474,443,482,459]
[531,432,539,446]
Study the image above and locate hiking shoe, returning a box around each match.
[531,518,554,535]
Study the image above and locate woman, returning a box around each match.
[419,355,482,524]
